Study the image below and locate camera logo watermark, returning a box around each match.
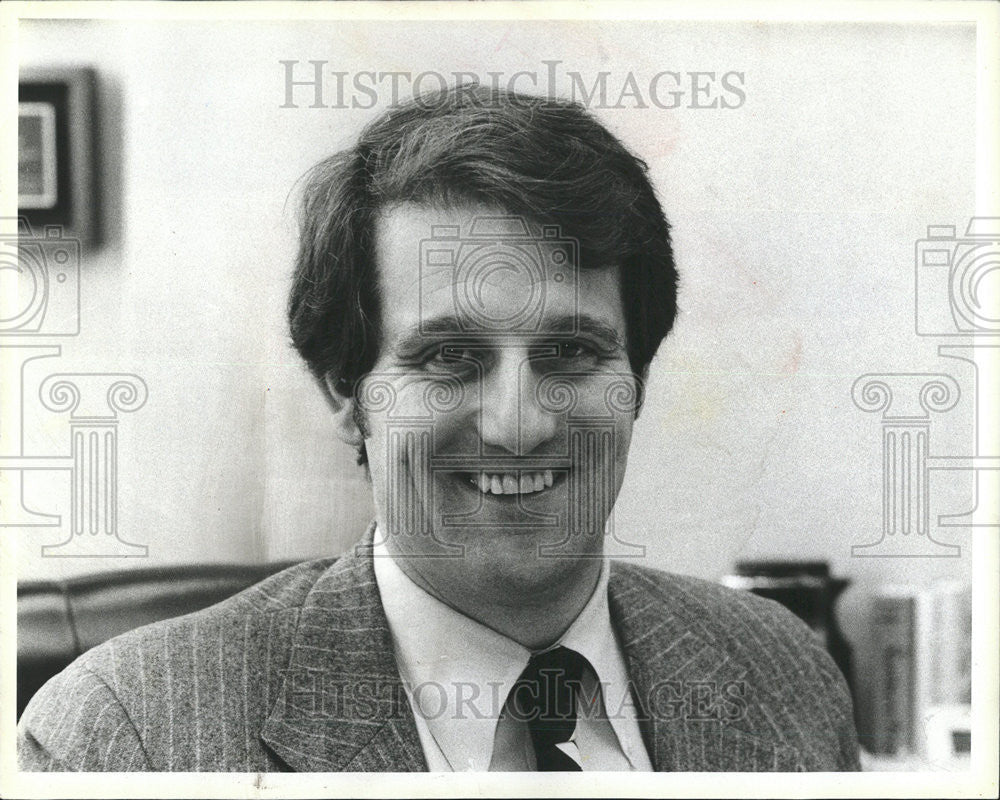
[419,216,579,337]
[0,218,80,336]
[851,217,999,557]
[0,217,149,557]
[915,219,999,336]
[356,214,643,561]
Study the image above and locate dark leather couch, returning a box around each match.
[17,562,296,720]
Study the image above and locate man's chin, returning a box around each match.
[428,514,607,586]
[438,531,603,598]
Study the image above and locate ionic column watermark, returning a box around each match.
[851,374,961,557]
[32,373,148,557]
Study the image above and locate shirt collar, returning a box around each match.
[372,526,623,771]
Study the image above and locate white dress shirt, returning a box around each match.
[372,530,653,771]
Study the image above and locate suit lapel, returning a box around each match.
[608,563,802,771]
[261,525,427,772]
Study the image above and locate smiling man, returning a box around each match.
[356,203,634,645]
[18,84,860,772]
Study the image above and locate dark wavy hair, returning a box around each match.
[288,83,678,460]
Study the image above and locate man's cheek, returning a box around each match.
[615,421,633,462]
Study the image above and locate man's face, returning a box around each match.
[358,202,636,601]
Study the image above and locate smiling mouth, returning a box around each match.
[464,469,558,495]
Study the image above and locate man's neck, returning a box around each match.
[384,544,605,651]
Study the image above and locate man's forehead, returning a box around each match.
[374,201,625,345]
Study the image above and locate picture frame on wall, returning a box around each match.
[18,67,98,243]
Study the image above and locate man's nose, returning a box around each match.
[479,350,559,455]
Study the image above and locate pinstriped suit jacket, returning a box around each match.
[18,531,860,772]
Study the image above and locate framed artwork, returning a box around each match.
[18,67,98,242]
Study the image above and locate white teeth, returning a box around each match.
[467,470,557,495]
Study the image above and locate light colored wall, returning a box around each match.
[15,20,976,694]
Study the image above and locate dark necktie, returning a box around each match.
[508,646,586,771]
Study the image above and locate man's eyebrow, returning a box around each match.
[393,317,467,356]
[393,314,626,355]
[544,314,626,349]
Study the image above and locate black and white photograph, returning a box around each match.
[1,1,997,797]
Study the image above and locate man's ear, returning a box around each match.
[322,374,365,447]
[633,366,649,419]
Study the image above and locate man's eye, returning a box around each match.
[422,344,477,368]
[440,345,472,362]
[556,342,588,359]
[532,341,594,361]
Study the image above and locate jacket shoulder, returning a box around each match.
[612,561,820,646]
[210,556,339,614]
[610,561,861,770]
[19,557,337,771]
[74,556,338,672]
